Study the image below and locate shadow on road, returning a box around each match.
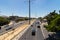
[45,32,60,40]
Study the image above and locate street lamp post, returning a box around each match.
[29,0,31,24]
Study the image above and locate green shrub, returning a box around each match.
[47,16,60,32]
[0,17,10,26]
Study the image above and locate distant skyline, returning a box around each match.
[0,0,60,18]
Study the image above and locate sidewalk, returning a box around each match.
[0,20,35,40]
[40,23,49,39]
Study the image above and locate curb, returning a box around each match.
[40,25,45,39]
[40,24,49,39]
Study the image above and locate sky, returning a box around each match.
[0,0,60,18]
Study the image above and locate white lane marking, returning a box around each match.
[40,25,45,39]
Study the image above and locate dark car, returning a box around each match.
[0,27,1,30]
[31,25,33,27]
[36,22,40,24]
[37,26,40,28]
[31,29,36,36]
[6,27,12,31]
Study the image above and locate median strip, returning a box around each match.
[0,20,35,40]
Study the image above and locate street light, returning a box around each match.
[29,0,31,24]
[25,0,35,24]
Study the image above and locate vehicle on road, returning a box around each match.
[0,27,1,30]
[6,27,12,31]
[36,22,40,24]
[31,29,36,36]
[31,25,33,27]
[37,26,40,28]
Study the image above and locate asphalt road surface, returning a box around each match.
[19,20,44,40]
[0,21,26,36]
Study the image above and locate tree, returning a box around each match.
[43,10,60,32]
[47,16,60,32]
[38,17,43,22]
[0,17,10,26]
[44,10,58,24]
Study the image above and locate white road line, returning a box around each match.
[40,25,45,39]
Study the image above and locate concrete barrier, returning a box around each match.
[11,20,35,40]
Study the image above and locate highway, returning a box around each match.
[0,19,44,40]
[19,20,44,40]
[0,21,26,36]
[0,20,35,40]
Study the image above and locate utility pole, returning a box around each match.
[29,0,31,24]
[12,13,14,21]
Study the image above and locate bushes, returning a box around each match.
[46,16,60,32]
[44,10,58,24]
[15,18,25,23]
[44,10,60,32]
[43,10,60,39]
[0,17,10,26]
